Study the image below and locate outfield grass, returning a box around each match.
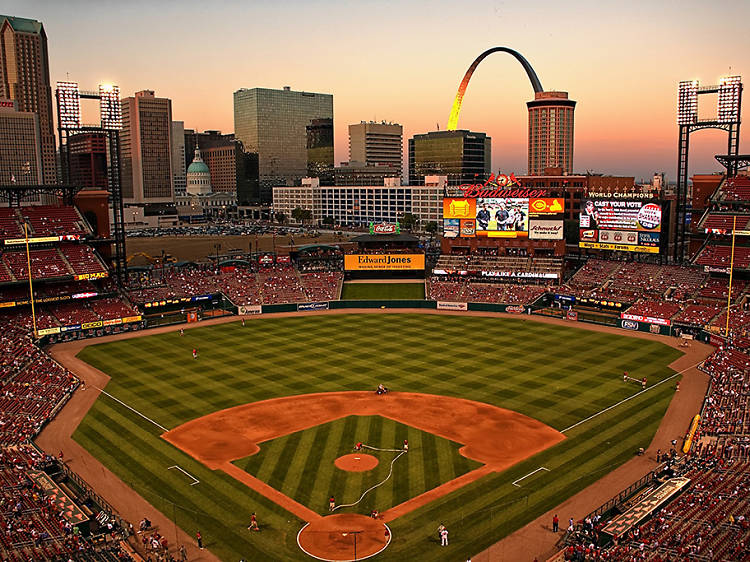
[233,415,482,514]
[341,282,425,300]
[72,314,682,561]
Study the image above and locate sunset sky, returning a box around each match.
[8,0,750,181]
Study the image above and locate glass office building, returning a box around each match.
[408,130,491,186]
[233,87,333,203]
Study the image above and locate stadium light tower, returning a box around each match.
[675,75,742,263]
[55,80,126,282]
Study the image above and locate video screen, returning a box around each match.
[579,199,662,253]
[443,197,564,239]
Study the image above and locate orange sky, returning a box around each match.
[9,0,750,181]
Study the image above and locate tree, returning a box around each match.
[275,212,287,224]
[400,213,419,231]
[321,216,335,227]
[301,209,313,224]
[424,221,438,236]
[291,207,304,224]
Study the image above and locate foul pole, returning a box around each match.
[725,215,737,338]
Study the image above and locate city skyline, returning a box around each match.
[5,0,750,181]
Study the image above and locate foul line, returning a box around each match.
[362,445,403,453]
[333,450,406,512]
[561,360,703,434]
[512,466,549,487]
[167,465,200,486]
[93,386,169,432]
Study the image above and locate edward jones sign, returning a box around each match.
[344,254,425,271]
[529,220,564,240]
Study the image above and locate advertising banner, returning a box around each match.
[81,320,103,330]
[580,200,662,232]
[238,305,262,315]
[621,312,671,326]
[599,230,638,245]
[443,198,476,219]
[566,310,578,321]
[459,219,476,238]
[37,327,61,336]
[276,255,291,264]
[4,234,81,246]
[344,254,425,271]
[443,219,459,238]
[74,272,108,281]
[528,198,565,216]
[437,301,468,311]
[480,270,558,279]
[529,220,564,240]
[298,302,329,311]
[505,305,526,314]
[580,241,660,254]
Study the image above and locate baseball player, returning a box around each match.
[329,495,335,511]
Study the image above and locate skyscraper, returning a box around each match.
[120,90,173,204]
[0,15,56,184]
[349,121,402,175]
[233,86,333,202]
[171,121,186,196]
[0,98,42,184]
[408,130,490,186]
[527,91,575,175]
[67,132,108,189]
[307,117,334,185]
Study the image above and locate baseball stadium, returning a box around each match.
[0,166,749,562]
[0,42,747,561]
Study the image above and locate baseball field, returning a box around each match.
[72,313,683,561]
[340,282,425,300]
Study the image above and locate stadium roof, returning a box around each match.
[351,233,419,243]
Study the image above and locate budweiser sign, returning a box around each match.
[369,222,400,235]
[457,172,547,199]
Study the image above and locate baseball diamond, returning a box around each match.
[62,312,687,561]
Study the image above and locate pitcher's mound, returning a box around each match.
[298,513,391,561]
[334,453,379,472]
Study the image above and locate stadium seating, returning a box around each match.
[718,176,750,202]
[672,303,722,327]
[695,244,750,269]
[88,297,137,320]
[20,205,88,237]
[624,299,682,321]
[2,248,72,281]
[300,272,343,302]
[60,245,107,276]
[0,208,23,240]
[701,212,750,232]
[258,264,306,304]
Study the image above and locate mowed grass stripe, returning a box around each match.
[75,313,683,561]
